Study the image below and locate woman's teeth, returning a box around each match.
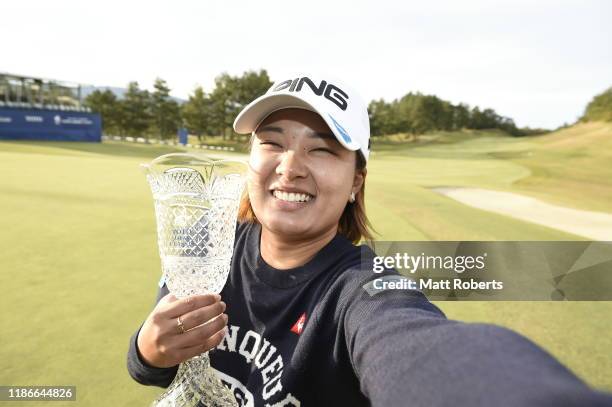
[273,190,312,203]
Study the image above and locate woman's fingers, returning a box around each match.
[158,293,221,319]
[177,326,228,361]
[175,313,229,350]
[179,301,226,332]
[138,292,228,366]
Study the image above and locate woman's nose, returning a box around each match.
[276,150,308,180]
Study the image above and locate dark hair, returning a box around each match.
[237,136,375,244]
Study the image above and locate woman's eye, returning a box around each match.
[312,147,335,155]
[260,141,282,148]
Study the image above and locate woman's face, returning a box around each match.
[248,108,364,241]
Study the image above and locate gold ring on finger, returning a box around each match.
[177,315,186,334]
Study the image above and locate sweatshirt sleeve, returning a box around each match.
[343,273,612,407]
[126,283,180,388]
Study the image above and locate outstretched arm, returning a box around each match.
[344,281,612,407]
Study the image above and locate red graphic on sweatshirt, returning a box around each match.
[291,313,307,335]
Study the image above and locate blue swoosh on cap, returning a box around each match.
[328,114,353,144]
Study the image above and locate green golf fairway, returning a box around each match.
[1,123,611,405]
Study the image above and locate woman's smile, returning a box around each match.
[269,183,316,212]
[271,190,313,203]
[268,191,314,215]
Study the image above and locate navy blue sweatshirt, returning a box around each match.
[127,221,612,406]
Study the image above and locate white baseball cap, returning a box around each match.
[233,74,371,162]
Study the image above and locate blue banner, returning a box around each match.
[0,108,102,142]
[178,128,188,145]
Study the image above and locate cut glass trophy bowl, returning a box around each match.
[141,153,246,407]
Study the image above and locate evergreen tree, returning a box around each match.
[151,78,180,140]
[84,89,122,135]
[182,86,214,142]
[208,70,272,139]
[122,82,152,137]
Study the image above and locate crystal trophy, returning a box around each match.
[141,153,246,407]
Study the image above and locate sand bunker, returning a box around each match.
[433,187,612,241]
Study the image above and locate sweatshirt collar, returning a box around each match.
[245,222,354,288]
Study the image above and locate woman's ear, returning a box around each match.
[352,168,366,194]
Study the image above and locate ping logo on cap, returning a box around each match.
[272,77,349,111]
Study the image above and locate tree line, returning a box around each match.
[84,70,273,140]
[369,94,546,137]
[85,69,547,140]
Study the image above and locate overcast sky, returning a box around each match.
[2,0,610,129]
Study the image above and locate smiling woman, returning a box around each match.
[237,108,372,269]
[127,74,612,407]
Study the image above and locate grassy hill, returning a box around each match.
[370,122,612,214]
[1,123,611,405]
